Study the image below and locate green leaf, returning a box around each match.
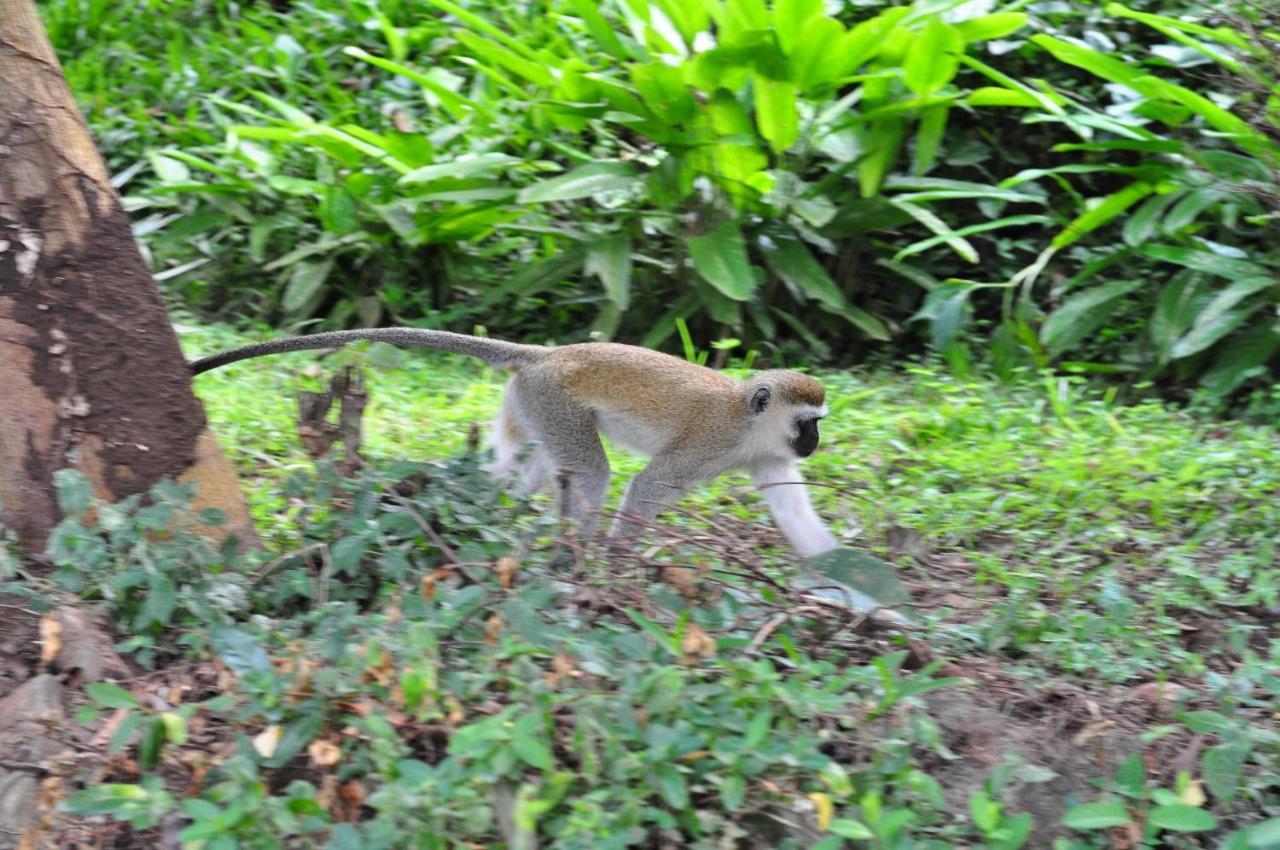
[399,153,519,185]
[568,0,630,60]
[85,683,140,710]
[806,548,909,607]
[889,200,978,262]
[759,232,845,309]
[1123,192,1180,247]
[209,625,272,676]
[913,105,948,175]
[1170,277,1275,359]
[1142,244,1272,280]
[720,773,746,811]
[1245,818,1280,848]
[913,282,972,349]
[1150,272,1203,363]
[1051,182,1156,250]
[320,187,360,236]
[281,259,334,317]
[753,75,799,153]
[787,16,846,91]
[955,13,1028,43]
[773,0,823,55]
[904,17,962,94]
[688,221,755,301]
[654,763,689,808]
[1177,710,1233,734]
[1148,804,1216,832]
[1041,280,1142,357]
[1031,35,1156,95]
[517,162,640,203]
[585,234,633,310]
[511,727,554,770]
[894,214,1051,260]
[830,819,874,839]
[1201,742,1250,803]
[1199,321,1280,398]
[856,118,905,198]
[1061,800,1132,830]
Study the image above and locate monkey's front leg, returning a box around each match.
[750,462,838,557]
[607,456,699,545]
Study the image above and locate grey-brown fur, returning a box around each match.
[190,329,837,557]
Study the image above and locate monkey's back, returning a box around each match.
[533,343,743,437]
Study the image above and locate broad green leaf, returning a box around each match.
[904,18,962,94]
[688,221,754,301]
[654,763,689,808]
[773,0,823,55]
[632,64,695,124]
[400,153,519,185]
[1244,817,1280,848]
[759,231,845,309]
[788,16,845,91]
[1200,742,1250,803]
[1147,805,1216,833]
[912,282,973,349]
[1123,192,1181,246]
[209,625,272,676]
[86,683,140,710]
[1051,182,1155,250]
[1199,322,1280,398]
[1031,35,1157,96]
[1041,280,1142,356]
[830,819,875,839]
[1170,277,1275,359]
[955,13,1028,43]
[585,234,633,309]
[753,75,799,153]
[913,105,948,175]
[1163,188,1226,233]
[1103,3,1247,48]
[1142,244,1272,279]
[829,304,891,340]
[282,259,334,317]
[516,162,640,203]
[1150,271,1203,362]
[320,187,360,236]
[148,153,190,183]
[807,548,909,607]
[889,199,978,262]
[1062,800,1132,830]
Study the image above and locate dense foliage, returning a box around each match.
[45,0,1280,406]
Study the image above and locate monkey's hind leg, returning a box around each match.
[514,382,610,539]
[484,380,553,496]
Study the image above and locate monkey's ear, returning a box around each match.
[749,386,771,415]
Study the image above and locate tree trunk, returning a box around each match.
[0,0,257,550]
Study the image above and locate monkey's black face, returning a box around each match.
[791,417,820,458]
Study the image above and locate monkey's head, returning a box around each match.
[744,371,828,460]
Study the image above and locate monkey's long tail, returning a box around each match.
[189,328,547,375]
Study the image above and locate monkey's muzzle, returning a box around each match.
[792,418,820,458]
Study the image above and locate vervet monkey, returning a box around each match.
[191,329,839,557]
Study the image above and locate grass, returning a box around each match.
[184,324,1280,687]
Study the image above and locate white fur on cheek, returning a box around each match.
[751,462,839,557]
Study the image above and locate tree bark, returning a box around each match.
[0,0,257,550]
